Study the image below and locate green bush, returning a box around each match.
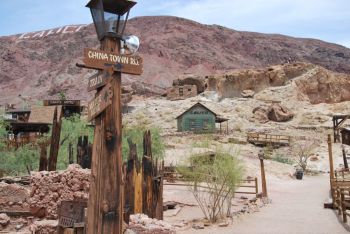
[178,148,244,222]
[122,123,164,161]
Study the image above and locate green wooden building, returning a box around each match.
[176,102,228,133]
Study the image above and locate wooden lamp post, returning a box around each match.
[258,149,268,198]
[84,1,139,233]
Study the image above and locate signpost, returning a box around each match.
[83,48,143,75]
[87,83,113,121]
[87,67,113,92]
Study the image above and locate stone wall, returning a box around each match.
[167,85,197,100]
[29,164,90,219]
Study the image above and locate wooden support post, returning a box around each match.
[68,143,73,164]
[48,106,62,171]
[142,130,154,218]
[328,134,335,204]
[342,145,349,170]
[260,158,268,198]
[124,138,137,223]
[255,177,259,197]
[39,142,48,171]
[86,38,123,234]
[341,189,347,223]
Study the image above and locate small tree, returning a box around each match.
[178,149,244,223]
[291,140,317,172]
[58,91,66,102]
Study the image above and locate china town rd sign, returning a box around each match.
[83,48,143,76]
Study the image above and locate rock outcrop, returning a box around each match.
[252,103,294,123]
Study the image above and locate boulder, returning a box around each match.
[0,213,10,227]
[268,103,294,122]
[241,89,255,98]
[252,103,293,123]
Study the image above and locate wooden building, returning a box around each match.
[341,128,350,146]
[176,102,228,133]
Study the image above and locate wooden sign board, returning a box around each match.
[87,68,113,92]
[43,100,80,106]
[83,48,143,75]
[87,83,113,122]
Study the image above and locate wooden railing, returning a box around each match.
[163,167,259,197]
[2,135,41,149]
[331,170,350,224]
[247,132,291,146]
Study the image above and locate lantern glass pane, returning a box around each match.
[89,0,105,39]
[104,11,118,34]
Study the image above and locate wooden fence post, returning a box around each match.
[142,130,154,218]
[68,143,74,164]
[48,106,62,171]
[39,142,48,171]
[124,138,137,223]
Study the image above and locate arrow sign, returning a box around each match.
[87,83,113,122]
[87,67,113,92]
[83,48,143,75]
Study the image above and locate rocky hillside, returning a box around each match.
[1,16,350,105]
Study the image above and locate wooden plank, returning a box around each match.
[83,48,143,75]
[43,100,80,106]
[87,67,113,92]
[87,83,113,122]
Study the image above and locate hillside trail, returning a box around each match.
[181,174,349,234]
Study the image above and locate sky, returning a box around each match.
[0,0,349,48]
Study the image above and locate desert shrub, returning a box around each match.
[0,145,39,176]
[291,140,318,171]
[178,148,244,223]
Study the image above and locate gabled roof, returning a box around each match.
[175,102,218,119]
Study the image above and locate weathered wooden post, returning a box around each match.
[342,145,349,170]
[48,106,62,171]
[328,134,335,204]
[39,142,48,171]
[68,143,74,164]
[81,1,142,233]
[258,149,268,198]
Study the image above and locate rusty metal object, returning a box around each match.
[83,48,143,75]
[58,201,87,228]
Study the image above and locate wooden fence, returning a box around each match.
[247,132,291,146]
[331,170,350,224]
[3,135,41,149]
[163,167,259,197]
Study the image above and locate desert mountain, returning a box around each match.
[1,16,350,105]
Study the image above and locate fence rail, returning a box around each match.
[163,167,259,197]
[247,132,291,146]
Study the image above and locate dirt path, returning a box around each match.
[181,174,349,234]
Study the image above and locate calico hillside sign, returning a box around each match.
[83,48,143,75]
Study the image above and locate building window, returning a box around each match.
[179,87,183,96]
[188,88,191,92]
